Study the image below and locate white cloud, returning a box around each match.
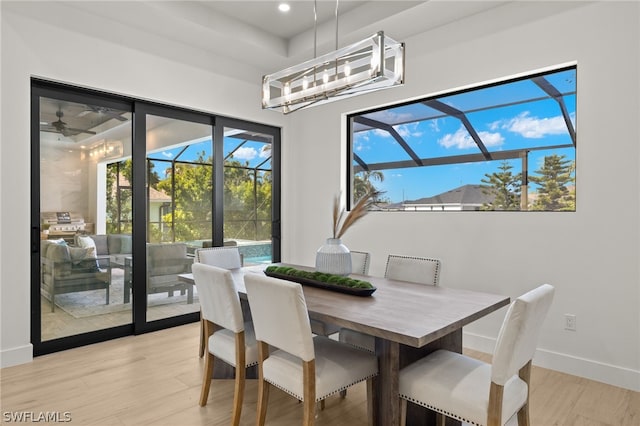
[161,151,173,158]
[372,128,388,138]
[438,126,504,150]
[368,123,422,140]
[259,145,271,158]
[233,146,257,160]
[503,111,568,138]
[396,123,423,139]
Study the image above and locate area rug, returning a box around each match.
[53,268,199,318]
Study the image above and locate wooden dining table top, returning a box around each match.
[181,262,510,349]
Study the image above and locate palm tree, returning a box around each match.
[354,170,385,201]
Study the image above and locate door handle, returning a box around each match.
[31,226,41,253]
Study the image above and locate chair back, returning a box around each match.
[192,263,244,333]
[245,274,315,361]
[491,284,555,385]
[147,243,190,276]
[385,254,441,285]
[351,251,371,275]
[195,246,242,269]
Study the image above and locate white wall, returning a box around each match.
[281,2,640,391]
[2,1,638,392]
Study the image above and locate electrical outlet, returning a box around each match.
[564,314,576,331]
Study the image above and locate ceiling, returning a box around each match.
[198,0,373,40]
[6,0,513,81]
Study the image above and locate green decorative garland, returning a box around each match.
[265,265,374,289]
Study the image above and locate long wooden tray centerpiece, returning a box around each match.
[264,265,376,297]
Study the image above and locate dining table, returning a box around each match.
[180,263,510,426]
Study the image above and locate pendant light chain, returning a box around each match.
[335,0,340,51]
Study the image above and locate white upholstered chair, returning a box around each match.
[245,273,379,426]
[399,284,555,426]
[309,250,371,337]
[339,254,442,352]
[195,246,243,357]
[191,263,258,426]
[384,254,441,286]
[195,246,243,269]
[350,250,371,275]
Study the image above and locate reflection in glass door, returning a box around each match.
[37,94,133,343]
[144,114,212,322]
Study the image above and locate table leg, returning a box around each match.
[375,338,400,426]
[374,330,463,426]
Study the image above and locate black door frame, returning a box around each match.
[31,79,281,354]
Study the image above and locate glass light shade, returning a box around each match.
[262,31,405,114]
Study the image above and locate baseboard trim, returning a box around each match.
[0,344,33,368]
[463,331,640,392]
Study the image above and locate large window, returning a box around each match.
[348,66,576,211]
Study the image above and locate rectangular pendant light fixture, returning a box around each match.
[262,31,405,114]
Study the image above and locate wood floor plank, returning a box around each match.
[2,323,637,426]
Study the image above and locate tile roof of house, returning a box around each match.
[385,184,495,209]
[114,175,171,202]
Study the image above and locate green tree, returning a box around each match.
[224,159,272,241]
[480,161,522,211]
[354,170,387,203]
[106,160,134,234]
[530,154,575,211]
[157,151,213,242]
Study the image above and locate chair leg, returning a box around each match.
[400,398,407,426]
[487,382,505,426]
[517,402,530,426]
[257,342,270,426]
[230,332,246,426]
[199,351,214,406]
[231,364,245,426]
[517,360,532,426]
[199,317,205,358]
[366,378,376,426]
[302,360,316,426]
[435,412,446,426]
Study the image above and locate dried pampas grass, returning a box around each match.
[332,191,378,239]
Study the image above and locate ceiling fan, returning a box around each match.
[77,105,128,121]
[41,109,97,138]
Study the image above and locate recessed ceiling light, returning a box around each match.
[278,3,290,13]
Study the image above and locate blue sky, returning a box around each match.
[352,68,576,203]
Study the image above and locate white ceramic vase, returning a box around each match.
[315,238,352,276]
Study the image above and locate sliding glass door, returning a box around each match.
[32,81,281,354]
[218,117,281,266]
[32,83,134,352]
[140,108,213,324]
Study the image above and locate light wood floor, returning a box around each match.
[2,323,638,426]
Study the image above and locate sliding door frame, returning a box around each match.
[31,80,135,355]
[31,79,282,353]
